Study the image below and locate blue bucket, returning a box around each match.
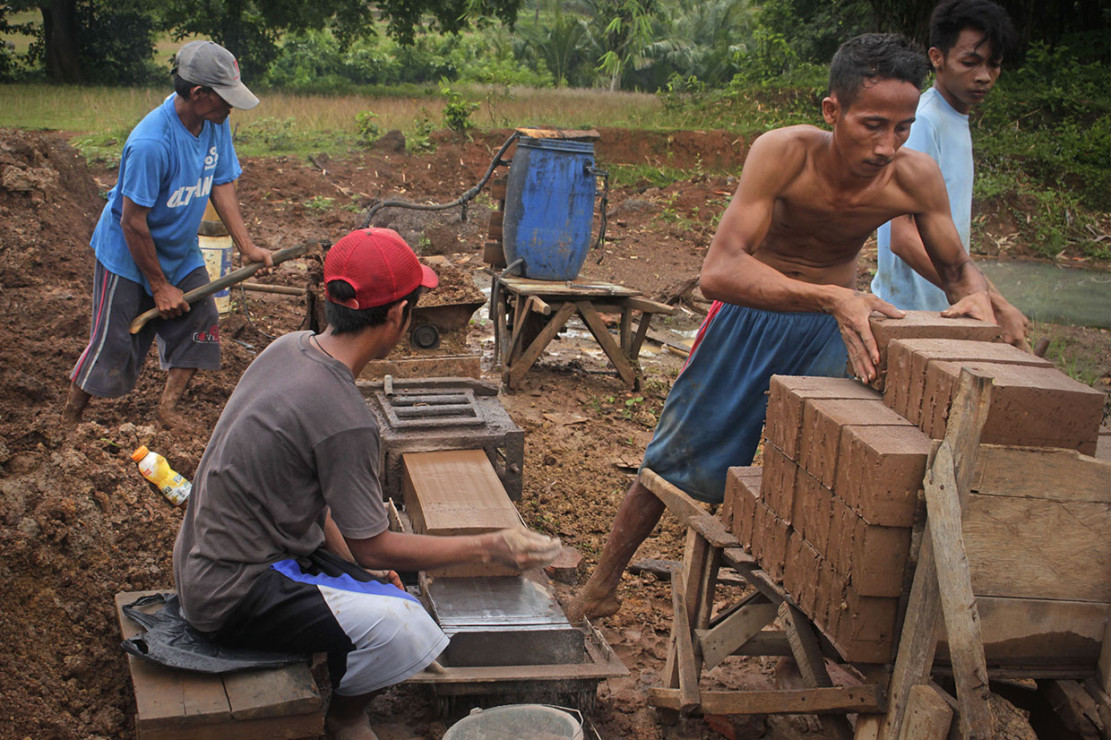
[503,137,598,281]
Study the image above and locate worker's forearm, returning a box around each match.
[122,221,170,290]
[347,529,494,572]
[939,259,989,304]
[700,252,845,314]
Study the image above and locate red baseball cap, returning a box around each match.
[324,228,438,309]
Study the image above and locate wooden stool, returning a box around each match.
[492,274,673,388]
[115,591,324,740]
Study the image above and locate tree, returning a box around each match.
[9,0,158,83]
[587,0,658,90]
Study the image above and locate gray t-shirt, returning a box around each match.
[173,331,389,631]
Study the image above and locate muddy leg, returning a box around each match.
[157,367,196,429]
[62,383,92,425]
[325,692,380,740]
[566,478,666,622]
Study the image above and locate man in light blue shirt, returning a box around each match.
[872,0,1026,344]
[65,41,272,427]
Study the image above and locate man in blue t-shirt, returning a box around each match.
[65,41,272,428]
[871,0,1026,345]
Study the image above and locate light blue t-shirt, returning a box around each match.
[91,94,242,293]
[872,87,973,311]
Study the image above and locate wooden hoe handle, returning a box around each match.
[129,244,312,334]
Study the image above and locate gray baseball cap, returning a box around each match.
[174,40,259,110]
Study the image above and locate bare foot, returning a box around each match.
[325,713,380,740]
[156,404,195,432]
[62,384,91,425]
[565,586,621,624]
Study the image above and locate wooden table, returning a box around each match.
[492,274,673,389]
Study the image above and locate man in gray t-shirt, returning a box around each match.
[173,227,561,740]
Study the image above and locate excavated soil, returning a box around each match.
[0,127,1104,740]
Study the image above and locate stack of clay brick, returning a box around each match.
[724,311,1107,664]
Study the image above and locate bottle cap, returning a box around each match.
[130,446,149,462]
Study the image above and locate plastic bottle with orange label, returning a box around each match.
[131,446,191,506]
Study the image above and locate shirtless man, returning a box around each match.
[569,33,1023,622]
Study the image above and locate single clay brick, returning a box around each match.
[766,375,879,459]
[783,532,808,613]
[799,537,822,616]
[727,466,761,549]
[761,446,798,523]
[800,398,911,488]
[849,519,912,598]
[834,424,931,527]
[753,502,790,583]
[832,591,899,664]
[885,338,1051,425]
[922,361,1104,453]
[749,498,768,563]
[814,561,847,641]
[869,311,1001,391]
[791,470,820,552]
[825,497,857,577]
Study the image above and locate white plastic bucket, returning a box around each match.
[198,234,233,315]
[443,704,583,740]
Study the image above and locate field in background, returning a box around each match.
[0,83,665,159]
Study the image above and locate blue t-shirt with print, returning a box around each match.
[872,87,973,311]
[91,94,242,293]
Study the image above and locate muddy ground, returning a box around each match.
[0,127,1107,740]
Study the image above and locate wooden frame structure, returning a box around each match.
[491,274,672,389]
[644,369,1111,739]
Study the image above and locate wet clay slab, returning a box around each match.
[402,448,523,577]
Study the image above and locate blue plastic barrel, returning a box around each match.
[503,137,597,281]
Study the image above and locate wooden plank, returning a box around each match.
[780,602,834,690]
[896,684,953,740]
[883,369,993,740]
[115,592,232,732]
[962,493,1111,602]
[223,669,321,721]
[1039,680,1103,739]
[688,514,740,550]
[576,300,637,387]
[972,445,1111,503]
[115,592,323,740]
[639,467,708,523]
[664,525,712,693]
[137,713,325,740]
[515,127,601,140]
[780,602,855,740]
[498,274,639,297]
[698,592,778,670]
[671,569,702,713]
[1100,603,1111,695]
[923,442,993,739]
[625,296,675,314]
[649,686,884,715]
[507,301,576,387]
[937,596,1106,667]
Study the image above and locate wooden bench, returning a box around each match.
[115,590,324,740]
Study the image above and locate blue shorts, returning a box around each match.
[70,261,220,397]
[642,303,848,503]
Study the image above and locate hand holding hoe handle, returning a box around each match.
[129,243,312,334]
